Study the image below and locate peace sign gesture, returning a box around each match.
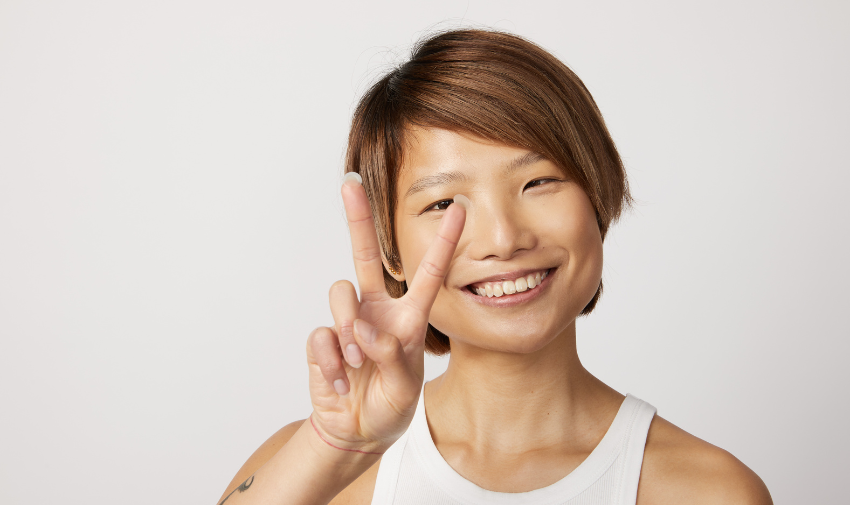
[305,173,467,454]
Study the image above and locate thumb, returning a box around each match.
[353,319,421,398]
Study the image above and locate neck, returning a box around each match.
[426,320,622,454]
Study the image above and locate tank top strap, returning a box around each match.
[370,412,414,505]
[615,395,657,505]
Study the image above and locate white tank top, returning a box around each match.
[371,383,656,505]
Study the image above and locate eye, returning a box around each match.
[423,198,454,213]
[524,178,560,190]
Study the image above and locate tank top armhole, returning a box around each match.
[618,397,657,505]
[370,431,410,505]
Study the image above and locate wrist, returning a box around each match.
[305,413,386,466]
[253,415,382,505]
[309,415,384,455]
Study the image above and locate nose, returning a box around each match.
[462,195,536,261]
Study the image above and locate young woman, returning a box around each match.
[217,29,773,505]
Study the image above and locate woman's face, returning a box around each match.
[394,127,603,354]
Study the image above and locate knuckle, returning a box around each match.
[435,231,459,246]
[347,214,374,224]
[329,279,354,297]
[352,246,381,263]
[309,326,333,349]
[320,359,340,377]
[420,260,446,278]
[339,321,355,342]
[313,325,333,340]
[377,335,403,361]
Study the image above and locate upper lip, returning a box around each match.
[464,267,552,287]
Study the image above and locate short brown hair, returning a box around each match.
[344,28,633,355]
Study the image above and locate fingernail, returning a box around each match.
[342,172,362,187]
[452,194,470,210]
[346,344,363,368]
[333,378,349,396]
[354,319,377,344]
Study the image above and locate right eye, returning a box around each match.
[423,199,454,213]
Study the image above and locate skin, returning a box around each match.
[217,127,773,505]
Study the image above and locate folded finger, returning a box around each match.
[307,326,350,397]
[329,279,364,368]
[353,319,421,403]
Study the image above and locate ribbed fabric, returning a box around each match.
[371,382,656,505]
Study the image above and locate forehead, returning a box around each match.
[398,127,538,191]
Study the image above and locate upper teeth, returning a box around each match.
[472,269,549,298]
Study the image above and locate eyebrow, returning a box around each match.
[404,170,469,198]
[504,151,545,176]
[404,151,545,198]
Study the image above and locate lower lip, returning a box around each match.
[461,269,555,308]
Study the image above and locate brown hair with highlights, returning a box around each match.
[344,28,633,356]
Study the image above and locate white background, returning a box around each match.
[1,1,848,503]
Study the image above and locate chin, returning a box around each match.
[438,318,570,355]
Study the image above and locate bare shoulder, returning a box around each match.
[636,415,772,505]
[218,419,380,505]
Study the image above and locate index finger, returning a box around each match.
[403,200,466,314]
[341,174,389,300]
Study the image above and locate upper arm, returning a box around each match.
[217,419,307,504]
[708,451,773,505]
[217,418,382,505]
[637,415,773,505]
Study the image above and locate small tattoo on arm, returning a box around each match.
[218,475,255,505]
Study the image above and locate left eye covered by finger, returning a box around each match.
[403,200,466,315]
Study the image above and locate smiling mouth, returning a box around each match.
[466,268,552,298]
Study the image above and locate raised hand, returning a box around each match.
[305,174,466,454]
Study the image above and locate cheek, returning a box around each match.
[428,289,469,339]
[527,187,604,310]
[395,220,439,281]
[538,186,602,253]
[552,194,604,303]
[575,231,604,302]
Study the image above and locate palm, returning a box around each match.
[306,178,466,452]
[307,296,426,449]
